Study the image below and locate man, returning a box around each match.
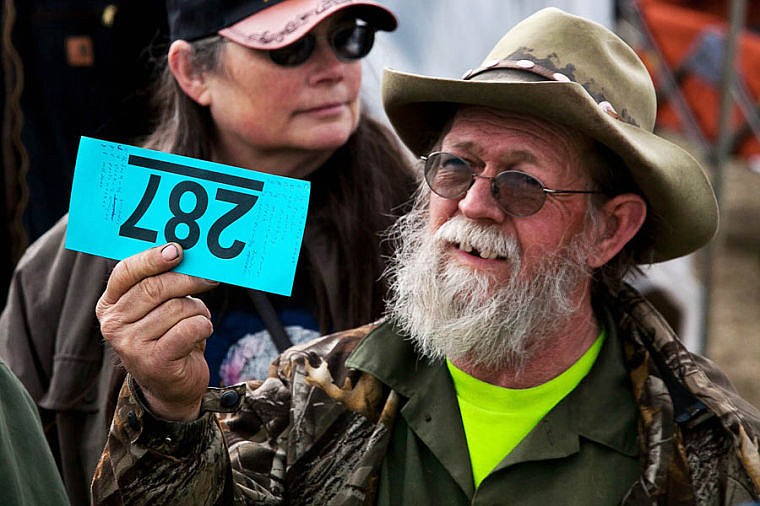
[92,7,760,505]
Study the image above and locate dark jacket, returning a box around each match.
[0,358,71,505]
[0,216,118,506]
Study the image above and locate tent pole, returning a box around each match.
[700,0,746,355]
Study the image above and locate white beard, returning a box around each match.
[385,208,594,372]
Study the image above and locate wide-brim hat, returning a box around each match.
[168,0,397,49]
[382,7,718,263]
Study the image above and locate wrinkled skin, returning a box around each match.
[95,243,217,420]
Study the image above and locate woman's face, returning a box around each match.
[197,15,364,177]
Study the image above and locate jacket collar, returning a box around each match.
[347,317,639,472]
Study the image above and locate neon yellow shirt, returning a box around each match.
[447,329,606,488]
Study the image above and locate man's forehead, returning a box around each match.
[441,138,539,165]
[443,108,587,158]
[446,106,583,141]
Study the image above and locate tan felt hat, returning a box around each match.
[382,7,718,263]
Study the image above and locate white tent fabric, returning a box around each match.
[362,1,613,119]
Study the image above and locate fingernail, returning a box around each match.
[161,244,179,261]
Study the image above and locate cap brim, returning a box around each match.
[382,68,718,263]
[219,0,396,49]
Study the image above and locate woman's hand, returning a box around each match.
[96,243,219,421]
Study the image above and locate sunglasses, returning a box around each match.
[422,151,604,217]
[268,19,376,67]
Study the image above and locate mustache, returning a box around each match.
[386,207,594,372]
[434,216,520,261]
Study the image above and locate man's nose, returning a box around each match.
[458,173,505,223]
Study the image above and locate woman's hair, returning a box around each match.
[140,36,418,332]
[140,36,223,156]
[306,116,417,331]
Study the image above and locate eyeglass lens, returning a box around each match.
[268,20,375,67]
[423,152,550,217]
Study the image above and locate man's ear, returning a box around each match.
[168,40,212,106]
[587,194,647,268]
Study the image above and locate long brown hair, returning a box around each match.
[305,115,417,331]
[140,36,417,332]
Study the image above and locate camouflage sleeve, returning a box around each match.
[217,376,293,504]
[91,376,248,505]
[92,327,381,505]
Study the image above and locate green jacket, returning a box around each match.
[92,286,760,505]
[0,359,70,505]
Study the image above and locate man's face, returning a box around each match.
[386,107,601,370]
[428,107,596,287]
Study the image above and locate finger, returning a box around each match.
[100,295,211,352]
[107,271,216,324]
[156,313,214,362]
[122,295,210,348]
[120,312,212,377]
[138,315,212,398]
[100,243,184,308]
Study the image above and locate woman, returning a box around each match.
[0,0,415,503]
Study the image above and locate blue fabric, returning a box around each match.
[206,307,319,386]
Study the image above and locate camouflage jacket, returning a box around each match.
[92,285,760,505]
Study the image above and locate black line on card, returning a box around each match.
[128,155,264,191]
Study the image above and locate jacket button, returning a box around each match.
[220,390,240,408]
[84,386,97,404]
[126,411,140,431]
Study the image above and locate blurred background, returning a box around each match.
[2,0,758,405]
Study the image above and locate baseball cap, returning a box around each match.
[167,0,397,49]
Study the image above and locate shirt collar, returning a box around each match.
[347,316,639,460]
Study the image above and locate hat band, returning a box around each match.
[463,58,626,125]
[462,58,571,82]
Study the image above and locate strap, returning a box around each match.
[246,289,294,353]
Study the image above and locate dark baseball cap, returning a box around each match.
[167,0,397,49]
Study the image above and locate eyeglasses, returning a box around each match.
[422,151,604,217]
[268,19,376,67]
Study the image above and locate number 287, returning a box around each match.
[119,174,258,259]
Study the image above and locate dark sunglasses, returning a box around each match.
[268,19,376,67]
[422,151,604,217]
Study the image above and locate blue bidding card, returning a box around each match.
[65,136,310,296]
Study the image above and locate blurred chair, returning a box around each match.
[617,0,760,353]
[619,0,760,165]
